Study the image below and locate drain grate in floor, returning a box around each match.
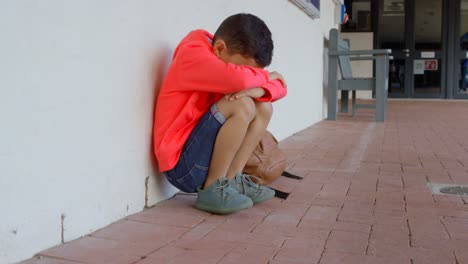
[427,182,468,196]
[440,186,468,195]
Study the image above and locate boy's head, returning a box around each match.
[212,13,273,68]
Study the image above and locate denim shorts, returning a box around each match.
[165,104,226,193]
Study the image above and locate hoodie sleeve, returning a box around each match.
[256,79,288,102]
[172,41,270,94]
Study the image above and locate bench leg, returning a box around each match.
[327,29,342,121]
[340,90,349,113]
[352,90,356,117]
[327,56,339,121]
[375,56,386,122]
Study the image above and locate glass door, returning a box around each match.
[379,0,409,98]
[454,0,468,98]
[413,0,445,98]
[378,0,446,98]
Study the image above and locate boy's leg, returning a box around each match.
[203,97,257,189]
[226,101,273,179]
[224,101,276,204]
[200,98,275,207]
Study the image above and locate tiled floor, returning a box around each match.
[22,100,468,264]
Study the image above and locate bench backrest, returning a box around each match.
[338,39,353,80]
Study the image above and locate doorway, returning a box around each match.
[376,0,447,98]
[449,0,468,99]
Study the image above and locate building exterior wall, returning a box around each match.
[0,1,338,263]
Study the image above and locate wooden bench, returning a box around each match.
[327,29,392,122]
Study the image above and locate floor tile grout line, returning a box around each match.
[137,215,222,260]
[439,217,452,240]
[270,238,288,262]
[453,251,460,264]
[335,200,346,222]
[124,217,203,229]
[364,224,374,256]
[403,192,408,213]
[135,223,195,259]
[295,203,317,228]
[316,231,332,264]
[215,243,239,264]
[406,219,412,248]
[249,211,272,234]
[33,255,86,264]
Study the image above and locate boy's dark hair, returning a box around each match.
[213,13,273,67]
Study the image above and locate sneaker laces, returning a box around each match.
[213,178,237,200]
[240,174,264,192]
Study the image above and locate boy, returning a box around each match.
[153,13,287,214]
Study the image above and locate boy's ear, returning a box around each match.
[213,39,228,57]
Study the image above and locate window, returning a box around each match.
[341,0,373,32]
[290,0,320,19]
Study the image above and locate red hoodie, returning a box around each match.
[153,29,287,171]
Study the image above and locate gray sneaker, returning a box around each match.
[229,173,275,204]
[195,177,253,214]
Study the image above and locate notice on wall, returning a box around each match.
[424,60,438,71]
[421,52,435,58]
[414,60,425,75]
[414,59,438,75]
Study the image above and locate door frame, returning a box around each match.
[448,0,468,99]
[374,0,448,99]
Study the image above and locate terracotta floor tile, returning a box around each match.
[433,194,465,206]
[173,216,226,243]
[375,200,406,211]
[251,221,299,237]
[367,240,411,258]
[298,219,335,230]
[373,210,407,226]
[215,213,265,233]
[408,247,456,264]
[201,229,286,248]
[90,220,187,246]
[267,175,300,193]
[309,198,344,207]
[127,209,206,228]
[20,256,83,264]
[38,236,142,264]
[166,248,230,264]
[301,205,341,222]
[325,230,369,254]
[370,225,409,246]
[139,248,231,264]
[273,246,323,264]
[144,245,188,263]
[319,252,410,264]
[333,221,371,233]
[442,216,468,240]
[218,244,278,264]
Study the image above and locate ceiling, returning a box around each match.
[379,0,442,44]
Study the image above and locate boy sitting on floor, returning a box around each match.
[154,13,287,214]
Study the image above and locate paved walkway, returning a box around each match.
[23,101,468,264]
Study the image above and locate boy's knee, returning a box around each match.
[218,96,256,120]
[255,102,273,120]
[234,97,256,121]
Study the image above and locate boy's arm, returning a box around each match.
[256,79,287,102]
[225,79,287,103]
[174,42,270,94]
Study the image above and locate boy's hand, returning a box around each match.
[225,88,265,101]
[269,71,287,87]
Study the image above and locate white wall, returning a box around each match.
[339,32,374,99]
[0,1,338,263]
